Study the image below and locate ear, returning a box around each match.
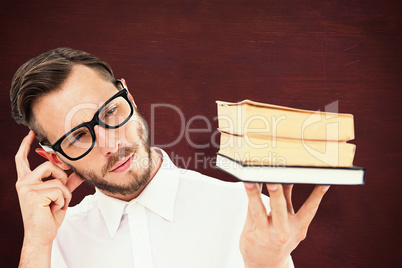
[35,148,70,171]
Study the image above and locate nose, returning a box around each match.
[94,125,121,156]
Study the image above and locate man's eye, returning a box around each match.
[105,107,117,117]
[71,132,85,145]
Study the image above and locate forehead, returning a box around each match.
[32,65,117,142]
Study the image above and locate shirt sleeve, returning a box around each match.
[51,238,67,268]
[289,255,295,267]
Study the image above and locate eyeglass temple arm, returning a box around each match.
[39,142,54,152]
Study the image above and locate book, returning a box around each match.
[215,99,365,185]
[216,99,354,142]
[215,153,365,185]
[218,131,356,167]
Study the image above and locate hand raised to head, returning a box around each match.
[15,130,83,245]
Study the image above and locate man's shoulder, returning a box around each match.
[178,168,245,192]
[175,168,251,205]
[176,168,270,212]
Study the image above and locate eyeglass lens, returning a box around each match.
[60,95,132,159]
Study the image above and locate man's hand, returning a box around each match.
[240,183,329,268]
[15,131,83,267]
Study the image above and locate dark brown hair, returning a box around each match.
[10,47,115,143]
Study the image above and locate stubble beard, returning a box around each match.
[67,120,153,196]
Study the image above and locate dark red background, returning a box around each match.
[1,0,401,267]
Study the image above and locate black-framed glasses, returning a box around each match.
[39,80,134,161]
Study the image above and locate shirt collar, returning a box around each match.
[95,148,180,238]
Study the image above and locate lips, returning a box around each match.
[110,152,135,173]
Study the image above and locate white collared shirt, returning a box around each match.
[51,149,293,268]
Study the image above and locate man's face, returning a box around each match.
[32,65,153,198]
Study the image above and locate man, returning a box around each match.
[11,47,329,267]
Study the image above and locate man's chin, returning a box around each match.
[76,167,151,197]
[65,140,152,198]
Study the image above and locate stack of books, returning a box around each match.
[215,100,365,185]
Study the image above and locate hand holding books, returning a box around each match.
[221,100,361,266]
[241,182,330,267]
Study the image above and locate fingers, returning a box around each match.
[243,204,255,232]
[266,184,288,229]
[27,162,68,184]
[66,173,84,192]
[29,180,72,211]
[244,183,269,230]
[16,161,73,211]
[15,130,36,178]
[34,187,66,213]
[283,184,294,214]
[49,190,66,213]
[297,185,330,227]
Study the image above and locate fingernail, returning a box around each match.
[322,185,330,192]
[245,183,255,189]
[267,184,278,191]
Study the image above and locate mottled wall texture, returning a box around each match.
[1,0,401,267]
